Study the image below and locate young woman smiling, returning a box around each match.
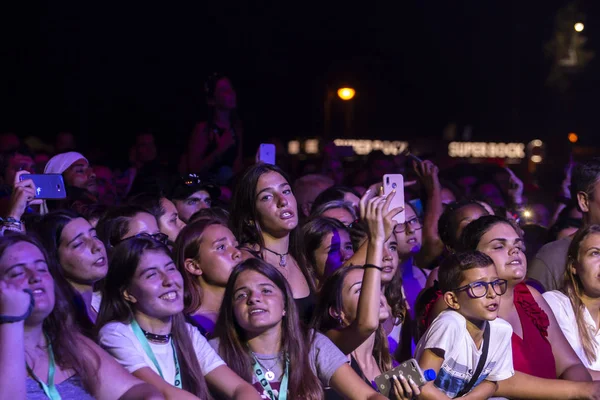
[97,237,259,400]
[0,234,162,399]
[212,258,390,400]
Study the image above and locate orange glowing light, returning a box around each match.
[337,88,356,101]
[568,133,578,143]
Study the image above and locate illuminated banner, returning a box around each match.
[333,139,409,156]
[448,142,526,159]
[288,139,409,156]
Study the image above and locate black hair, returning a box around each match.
[571,158,600,212]
[438,251,495,293]
[312,186,361,212]
[437,200,489,249]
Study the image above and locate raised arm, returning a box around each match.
[0,282,30,400]
[413,161,444,269]
[329,363,388,400]
[328,191,402,354]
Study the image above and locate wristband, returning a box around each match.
[0,289,34,324]
[364,264,383,271]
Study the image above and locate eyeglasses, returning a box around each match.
[119,232,169,246]
[393,217,422,234]
[453,279,508,299]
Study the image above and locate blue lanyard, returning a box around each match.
[131,319,182,389]
[26,332,62,400]
[251,354,288,400]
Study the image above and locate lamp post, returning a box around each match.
[324,86,356,139]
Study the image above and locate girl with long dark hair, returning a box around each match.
[174,218,246,337]
[212,258,390,400]
[229,163,316,323]
[96,237,259,400]
[28,210,108,333]
[0,234,161,399]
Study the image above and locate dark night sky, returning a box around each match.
[1,1,598,157]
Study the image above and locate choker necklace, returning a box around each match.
[141,329,172,344]
[263,247,289,267]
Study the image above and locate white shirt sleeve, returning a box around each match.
[98,322,149,374]
[420,310,461,357]
[543,290,588,366]
[486,319,514,382]
[187,323,225,375]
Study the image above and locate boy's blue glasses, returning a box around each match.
[453,279,508,298]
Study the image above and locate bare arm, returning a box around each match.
[0,283,32,400]
[328,191,402,355]
[417,348,451,400]
[413,161,444,269]
[495,370,600,399]
[132,367,199,400]
[328,363,387,400]
[462,380,496,400]
[80,336,164,400]
[205,365,261,400]
[0,321,25,400]
[529,286,592,381]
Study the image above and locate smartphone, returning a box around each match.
[258,143,276,165]
[20,174,67,199]
[383,174,405,224]
[374,359,428,398]
[407,153,423,163]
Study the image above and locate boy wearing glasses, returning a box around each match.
[415,251,514,399]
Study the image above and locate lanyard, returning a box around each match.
[251,354,288,400]
[131,319,182,389]
[26,332,62,400]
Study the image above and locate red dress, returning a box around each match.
[511,283,556,379]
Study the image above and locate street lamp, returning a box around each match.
[574,22,584,32]
[337,87,356,101]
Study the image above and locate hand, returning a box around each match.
[216,129,235,155]
[7,178,36,220]
[0,281,31,318]
[392,374,421,400]
[413,160,440,194]
[359,188,386,242]
[12,170,42,207]
[505,167,524,205]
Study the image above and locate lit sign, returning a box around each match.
[448,142,526,159]
[333,139,409,156]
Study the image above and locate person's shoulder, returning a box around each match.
[432,309,466,328]
[98,320,131,336]
[542,289,570,304]
[490,317,513,337]
[535,237,572,258]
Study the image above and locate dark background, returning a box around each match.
[1,1,598,158]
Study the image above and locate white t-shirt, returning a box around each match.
[543,290,600,371]
[415,310,514,398]
[99,320,225,386]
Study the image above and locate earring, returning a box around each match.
[282,310,286,317]
[337,316,344,327]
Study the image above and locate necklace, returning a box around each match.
[264,247,289,267]
[141,328,172,344]
[251,352,280,381]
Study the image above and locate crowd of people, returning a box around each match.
[2,74,600,399]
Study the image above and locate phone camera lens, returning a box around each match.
[392,183,397,189]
